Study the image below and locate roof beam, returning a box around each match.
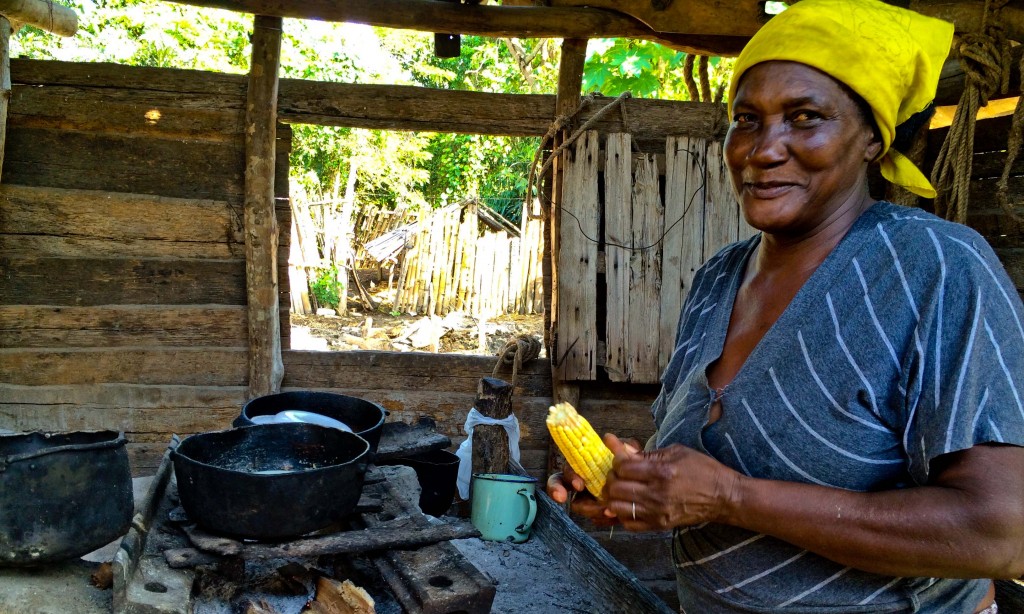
[165,0,749,56]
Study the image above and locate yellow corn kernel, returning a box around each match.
[546,402,615,498]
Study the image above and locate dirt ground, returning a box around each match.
[290,310,545,357]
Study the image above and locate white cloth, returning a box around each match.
[454,408,521,499]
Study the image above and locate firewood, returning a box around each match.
[303,577,375,614]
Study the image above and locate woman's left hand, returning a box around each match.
[602,434,741,532]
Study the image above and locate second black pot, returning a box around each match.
[235,391,386,454]
[172,423,369,540]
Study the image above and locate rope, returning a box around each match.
[524,92,633,220]
[699,56,712,104]
[492,334,543,388]
[997,54,1024,224]
[930,0,1010,223]
[683,55,699,102]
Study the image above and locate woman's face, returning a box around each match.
[724,61,881,237]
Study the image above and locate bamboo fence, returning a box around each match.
[393,201,544,317]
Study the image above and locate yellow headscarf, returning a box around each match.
[729,0,954,198]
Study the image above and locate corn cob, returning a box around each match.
[546,402,614,498]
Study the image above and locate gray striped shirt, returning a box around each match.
[654,202,1024,613]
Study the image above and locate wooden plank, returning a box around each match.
[243,14,284,398]
[167,0,748,56]
[0,256,246,305]
[996,248,1024,290]
[0,348,248,386]
[965,206,1024,249]
[660,137,708,369]
[523,464,674,614]
[0,16,9,184]
[627,154,663,383]
[604,133,631,382]
[0,305,247,348]
[549,0,761,37]
[556,130,600,381]
[0,384,244,432]
[0,185,244,259]
[659,137,686,368]
[11,84,245,141]
[702,140,739,258]
[12,59,724,142]
[5,127,245,201]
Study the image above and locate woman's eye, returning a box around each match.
[791,110,822,123]
[733,113,757,124]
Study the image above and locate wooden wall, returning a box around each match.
[0,59,660,477]
[0,59,291,473]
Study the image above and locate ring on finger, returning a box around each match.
[632,501,637,521]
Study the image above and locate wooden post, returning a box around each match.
[0,16,10,184]
[470,377,514,477]
[547,38,587,478]
[244,14,284,399]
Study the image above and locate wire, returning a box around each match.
[549,142,712,253]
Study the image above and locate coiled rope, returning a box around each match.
[492,334,543,388]
[931,0,1010,223]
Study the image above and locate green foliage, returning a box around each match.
[583,39,734,102]
[310,266,342,310]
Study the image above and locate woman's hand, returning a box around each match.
[545,435,642,526]
[603,434,741,532]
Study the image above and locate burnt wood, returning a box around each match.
[471,377,513,478]
[178,517,479,561]
[358,466,496,614]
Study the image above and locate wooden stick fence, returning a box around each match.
[393,202,544,317]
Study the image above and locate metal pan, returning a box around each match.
[172,423,369,540]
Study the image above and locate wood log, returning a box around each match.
[244,14,284,399]
[180,517,480,560]
[166,0,749,56]
[471,376,514,478]
[0,0,77,36]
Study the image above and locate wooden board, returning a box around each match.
[0,256,246,305]
[0,184,244,259]
[0,305,248,348]
[702,140,739,257]
[556,130,600,381]
[548,0,763,37]
[604,133,631,382]
[0,348,248,386]
[627,153,663,383]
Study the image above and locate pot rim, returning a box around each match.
[240,391,387,434]
[0,430,126,466]
[173,423,370,477]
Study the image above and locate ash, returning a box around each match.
[451,537,600,614]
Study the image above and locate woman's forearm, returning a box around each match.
[720,445,1024,578]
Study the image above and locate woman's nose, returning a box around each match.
[747,122,788,166]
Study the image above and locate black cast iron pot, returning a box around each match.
[172,423,370,540]
[235,391,387,453]
[0,430,133,567]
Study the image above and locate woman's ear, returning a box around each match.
[864,131,883,163]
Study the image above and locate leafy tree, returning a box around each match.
[583,38,734,102]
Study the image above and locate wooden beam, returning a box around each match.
[244,14,284,399]
[548,0,764,37]
[166,0,749,56]
[0,0,77,37]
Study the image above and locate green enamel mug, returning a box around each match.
[470,473,538,543]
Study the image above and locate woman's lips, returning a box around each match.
[744,182,796,199]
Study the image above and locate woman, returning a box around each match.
[548,0,1024,612]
